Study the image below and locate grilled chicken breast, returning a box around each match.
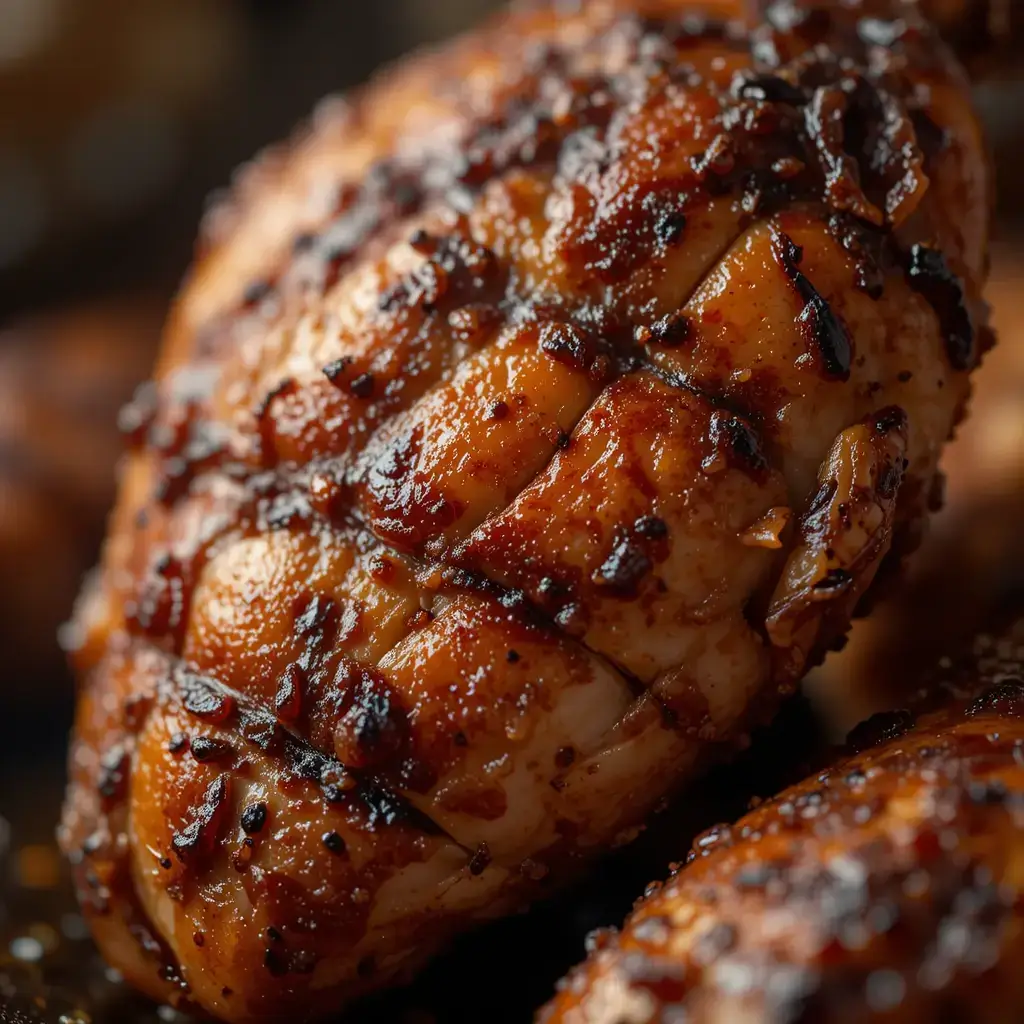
[542,614,1024,1024]
[59,1,990,1019]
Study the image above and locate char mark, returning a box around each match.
[770,226,853,381]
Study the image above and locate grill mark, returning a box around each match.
[152,0,955,490]
[904,243,976,371]
[162,657,452,839]
[135,0,957,534]
[91,0,976,910]
[769,224,853,381]
[187,10,720,365]
[65,3,989,1012]
[431,564,651,703]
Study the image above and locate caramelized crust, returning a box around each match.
[60,1,990,1019]
[541,617,1024,1024]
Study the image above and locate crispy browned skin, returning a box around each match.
[59,1,989,1019]
[542,617,1024,1024]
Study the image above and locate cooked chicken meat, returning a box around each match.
[60,0,990,1019]
[809,247,1024,731]
[542,614,1024,1024]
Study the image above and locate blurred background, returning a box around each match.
[0,2,1021,1021]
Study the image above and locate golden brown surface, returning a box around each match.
[541,616,1024,1024]
[59,1,990,1019]
[808,243,1024,732]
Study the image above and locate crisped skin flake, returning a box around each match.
[60,0,990,1020]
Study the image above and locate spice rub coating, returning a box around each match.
[61,0,990,1019]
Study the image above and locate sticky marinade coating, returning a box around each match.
[59,0,990,1019]
[541,615,1024,1024]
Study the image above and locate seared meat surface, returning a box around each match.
[541,615,1024,1024]
[60,1,989,1019]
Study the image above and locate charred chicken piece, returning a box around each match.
[541,615,1024,1024]
[60,1,989,1019]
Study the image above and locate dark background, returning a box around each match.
[0,3,1022,1021]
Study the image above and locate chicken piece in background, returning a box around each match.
[0,298,160,699]
[542,611,1024,1024]
[808,244,1024,734]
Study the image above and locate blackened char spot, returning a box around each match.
[845,708,915,754]
[172,775,229,858]
[593,536,652,596]
[190,736,232,763]
[321,830,347,855]
[873,405,907,435]
[813,567,852,592]
[734,72,807,106]
[332,662,409,769]
[538,322,595,372]
[707,410,771,480]
[240,802,268,835]
[771,228,852,380]
[635,312,691,348]
[274,664,305,722]
[469,843,492,875]
[182,678,234,724]
[634,515,668,540]
[905,244,975,371]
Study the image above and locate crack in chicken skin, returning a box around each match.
[60,0,990,1019]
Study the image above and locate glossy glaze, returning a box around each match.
[60,1,990,1019]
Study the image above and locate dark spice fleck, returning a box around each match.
[241,802,268,835]
[190,736,231,763]
[167,732,189,754]
[322,830,347,855]
[469,843,492,876]
[350,372,375,398]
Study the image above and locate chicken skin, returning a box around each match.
[60,1,990,1019]
[542,613,1024,1024]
